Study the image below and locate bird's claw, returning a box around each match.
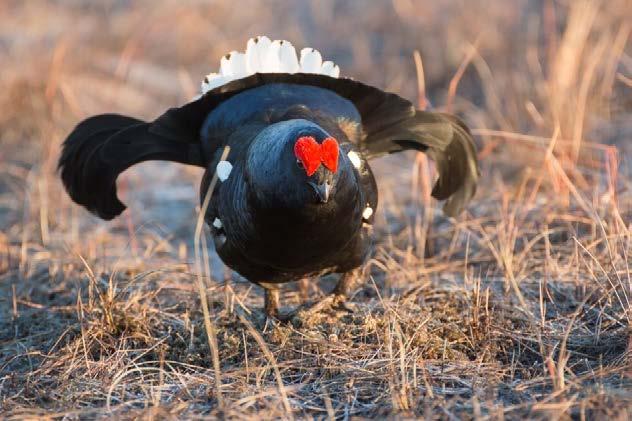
[259,293,355,327]
[286,294,355,326]
[333,300,356,313]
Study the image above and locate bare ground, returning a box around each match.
[1,1,631,419]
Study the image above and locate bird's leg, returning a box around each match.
[292,270,359,322]
[298,278,310,303]
[321,269,358,311]
[264,288,280,319]
[332,270,356,300]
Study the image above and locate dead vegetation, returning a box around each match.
[1,0,631,419]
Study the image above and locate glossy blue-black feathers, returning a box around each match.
[59,71,478,285]
[59,114,205,220]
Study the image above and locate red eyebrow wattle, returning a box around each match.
[294,136,322,176]
[320,137,339,173]
[294,136,339,176]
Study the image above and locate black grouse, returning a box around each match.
[59,36,479,318]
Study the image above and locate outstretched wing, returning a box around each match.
[59,114,204,220]
[359,109,478,217]
[155,73,478,216]
[61,71,477,220]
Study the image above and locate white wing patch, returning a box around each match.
[212,218,223,229]
[216,160,233,182]
[200,36,340,94]
[362,206,373,220]
[347,151,362,169]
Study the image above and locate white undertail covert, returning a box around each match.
[200,36,340,94]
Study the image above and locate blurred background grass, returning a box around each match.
[0,0,631,419]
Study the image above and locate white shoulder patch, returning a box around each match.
[362,206,373,220]
[347,150,362,169]
[212,217,223,229]
[216,160,233,182]
[200,36,341,94]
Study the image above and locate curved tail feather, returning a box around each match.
[360,110,478,217]
[59,113,205,220]
[427,113,478,216]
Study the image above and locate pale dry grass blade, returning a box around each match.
[193,146,230,407]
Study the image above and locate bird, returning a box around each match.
[59,36,479,320]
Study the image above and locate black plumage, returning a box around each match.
[59,71,479,318]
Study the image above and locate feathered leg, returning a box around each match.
[332,270,357,299]
[286,270,359,324]
[264,288,280,319]
[306,270,358,313]
[299,278,310,302]
[261,272,359,323]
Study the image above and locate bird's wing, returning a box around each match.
[159,73,478,216]
[359,110,478,217]
[60,73,477,220]
[59,114,204,220]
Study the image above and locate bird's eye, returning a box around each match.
[296,159,304,168]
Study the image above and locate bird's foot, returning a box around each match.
[252,297,355,328]
[287,293,355,327]
[256,309,297,326]
[250,308,277,330]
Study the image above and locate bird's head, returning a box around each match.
[245,119,354,209]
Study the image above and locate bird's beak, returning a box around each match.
[308,181,331,203]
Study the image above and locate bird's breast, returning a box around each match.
[219,181,362,271]
[243,197,362,271]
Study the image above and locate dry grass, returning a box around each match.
[1,0,631,419]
